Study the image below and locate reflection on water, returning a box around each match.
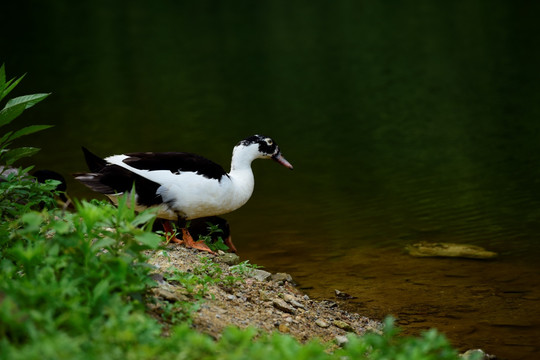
[2,1,540,359]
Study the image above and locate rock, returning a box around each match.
[251,269,272,281]
[281,293,296,302]
[271,272,293,283]
[259,290,271,301]
[290,299,306,310]
[321,300,338,308]
[152,288,189,302]
[335,289,355,299]
[405,242,498,259]
[217,253,240,265]
[333,320,355,332]
[272,298,296,314]
[460,349,496,359]
[278,323,290,333]
[315,319,330,328]
[335,335,349,347]
[149,273,166,284]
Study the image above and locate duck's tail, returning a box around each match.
[81,147,107,172]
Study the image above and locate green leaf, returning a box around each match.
[131,210,157,227]
[0,72,25,102]
[134,232,161,248]
[53,220,71,234]
[7,124,53,142]
[0,102,26,128]
[5,93,50,110]
[0,131,13,146]
[0,64,5,87]
[1,146,41,165]
[91,237,116,250]
[93,279,111,302]
[21,212,43,232]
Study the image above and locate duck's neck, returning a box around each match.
[227,145,259,207]
[230,144,260,173]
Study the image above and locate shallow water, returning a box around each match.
[2,1,540,359]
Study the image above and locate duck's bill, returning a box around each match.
[272,153,294,170]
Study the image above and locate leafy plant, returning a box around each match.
[0,64,51,167]
[0,192,162,348]
[198,222,230,252]
[0,169,60,221]
[230,260,263,277]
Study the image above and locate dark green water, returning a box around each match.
[2,1,540,358]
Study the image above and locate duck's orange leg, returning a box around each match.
[223,235,237,253]
[162,220,183,244]
[181,228,216,254]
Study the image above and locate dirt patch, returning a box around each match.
[146,244,381,343]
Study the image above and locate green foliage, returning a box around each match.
[0,169,60,221]
[0,187,162,355]
[0,64,51,166]
[230,259,263,277]
[198,221,230,252]
[336,317,471,360]
[0,156,468,359]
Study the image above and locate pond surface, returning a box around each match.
[2,1,540,359]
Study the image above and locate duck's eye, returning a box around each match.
[265,138,273,146]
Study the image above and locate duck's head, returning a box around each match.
[235,135,293,170]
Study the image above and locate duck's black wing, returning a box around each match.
[121,152,228,181]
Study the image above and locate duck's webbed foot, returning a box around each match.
[181,228,216,255]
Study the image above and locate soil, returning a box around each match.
[145,244,381,344]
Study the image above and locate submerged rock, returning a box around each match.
[405,242,497,259]
[460,348,497,359]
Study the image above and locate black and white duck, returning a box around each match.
[74,134,293,253]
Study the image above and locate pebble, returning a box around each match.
[281,294,296,302]
[218,253,240,266]
[290,299,306,310]
[315,319,330,328]
[251,269,272,281]
[333,320,355,332]
[226,294,237,301]
[272,298,296,314]
[259,290,270,301]
[278,323,290,333]
[271,272,293,283]
[335,289,355,299]
[152,288,189,302]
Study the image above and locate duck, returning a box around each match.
[74,134,293,253]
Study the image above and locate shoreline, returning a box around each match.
[147,244,382,344]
